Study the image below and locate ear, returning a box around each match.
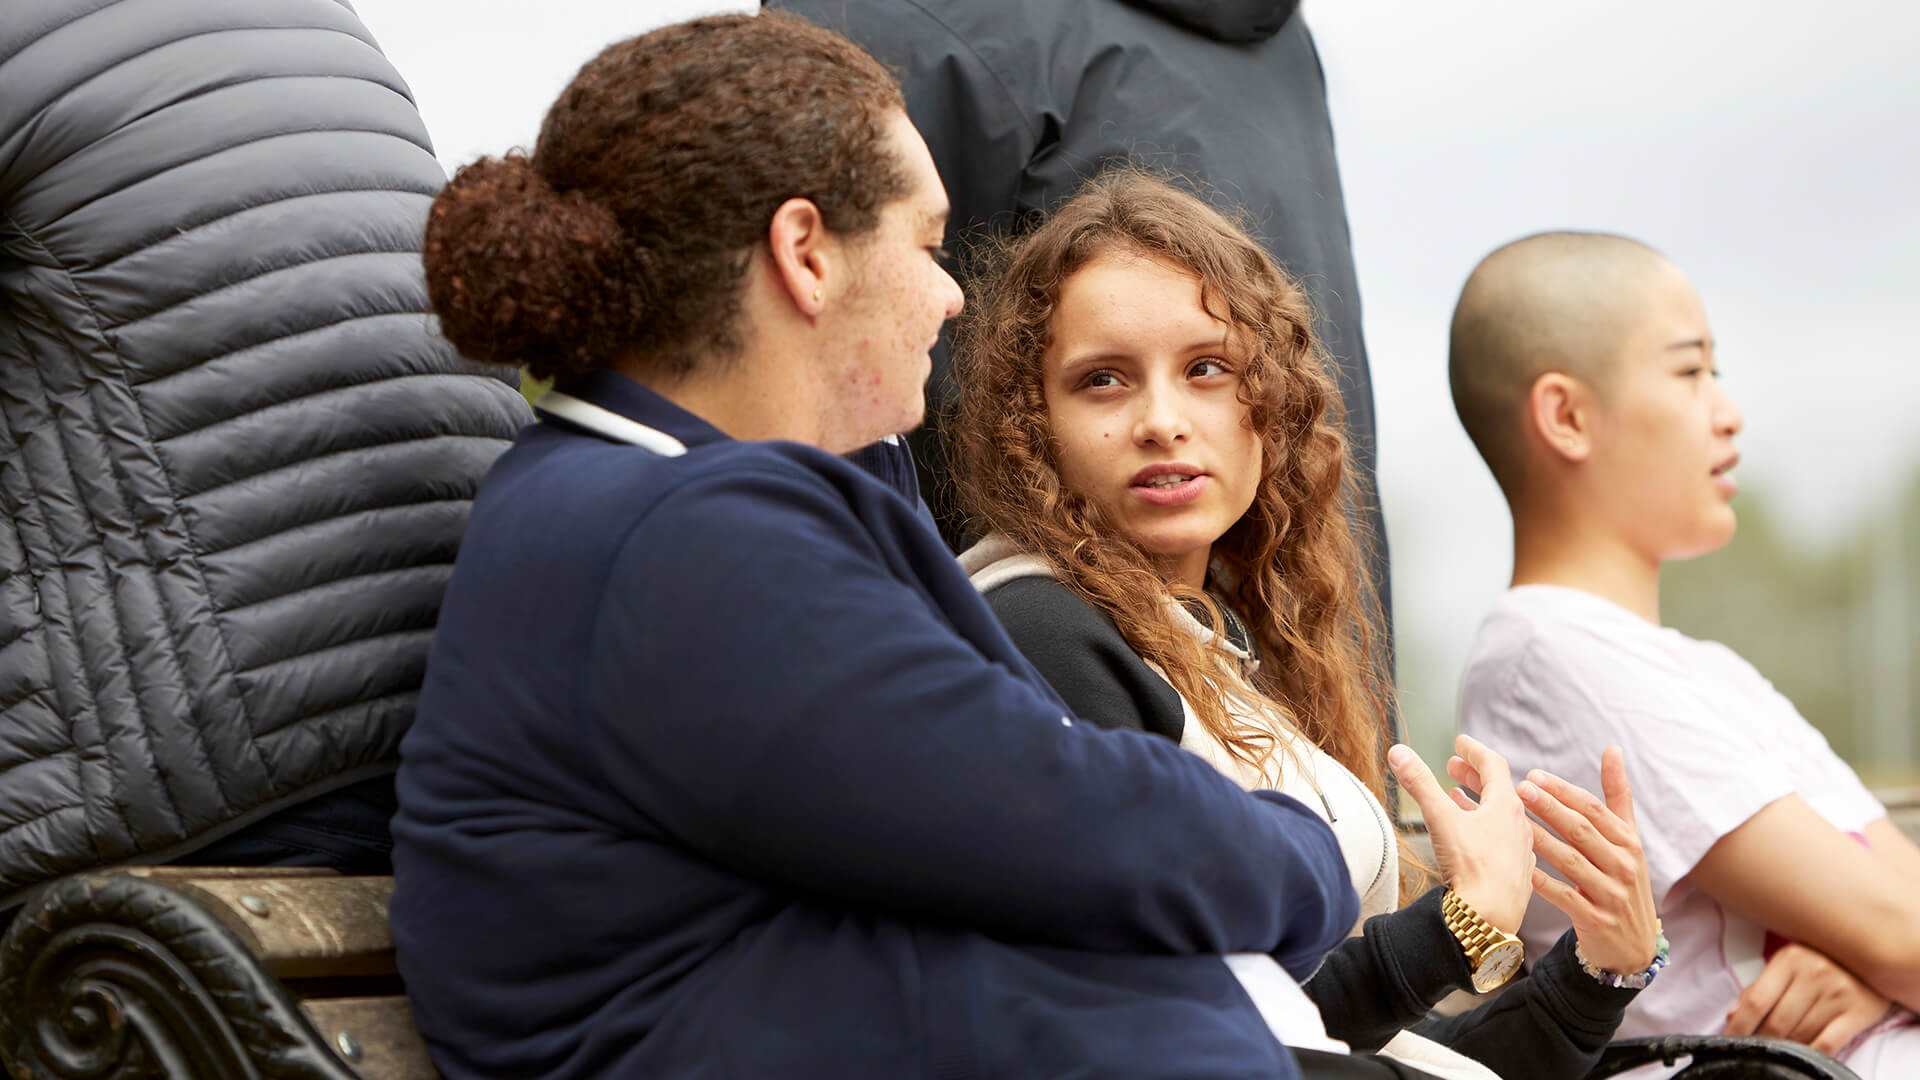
[766,197,834,319]
[1527,372,1594,465]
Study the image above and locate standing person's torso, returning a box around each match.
[0,0,528,902]
[1459,585,1887,1041]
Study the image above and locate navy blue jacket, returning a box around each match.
[390,371,1357,1079]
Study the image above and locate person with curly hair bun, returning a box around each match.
[951,171,1667,1079]
[388,15,1405,1080]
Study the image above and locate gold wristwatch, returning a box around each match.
[1441,888,1526,993]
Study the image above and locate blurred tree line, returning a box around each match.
[1664,474,1918,788]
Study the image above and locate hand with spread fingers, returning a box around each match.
[1724,942,1893,1056]
[1387,733,1535,933]
[1505,747,1661,976]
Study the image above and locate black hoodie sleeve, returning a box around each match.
[1408,928,1638,1078]
[1304,887,1636,1074]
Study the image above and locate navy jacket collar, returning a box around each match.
[543,370,731,453]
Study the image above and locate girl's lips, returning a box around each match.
[1713,472,1739,498]
[1131,474,1209,507]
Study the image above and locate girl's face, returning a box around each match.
[1041,251,1263,589]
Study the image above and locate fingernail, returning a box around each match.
[1518,780,1541,801]
[1527,769,1547,784]
[1387,744,1412,768]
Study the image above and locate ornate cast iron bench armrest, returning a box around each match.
[0,869,432,1079]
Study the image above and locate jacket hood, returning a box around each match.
[1119,0,1300,43]
[958,534,1056,594]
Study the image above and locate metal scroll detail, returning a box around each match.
[0,874,358,1080]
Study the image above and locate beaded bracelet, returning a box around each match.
[1575,928,1671,990]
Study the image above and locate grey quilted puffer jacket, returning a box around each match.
[0,0,530,903]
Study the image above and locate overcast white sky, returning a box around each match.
[352,0,1920,740]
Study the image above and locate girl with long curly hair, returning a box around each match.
[950,170,1665,1079]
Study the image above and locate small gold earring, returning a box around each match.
[812,288,823,304]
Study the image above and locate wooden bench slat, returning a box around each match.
[169,875,398,978]
[121,865,342,881]
[301,996,438,1079]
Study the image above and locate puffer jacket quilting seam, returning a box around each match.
[86,67,417,166]
[76,373,247,813]
[0,0,116,68]
[158,371,500,449]
[222,560,453,636]
[12,214,268,811]
[0,391,89,847]
[21,55,411,203]
[237,622,438,685]
[0,806,88,863]
[0,624,34,656]
[91,186,439,272]
[131,308,439,393]
[196,495,469,564]
[180,428,498,504]
[0,679,54,717]
[275,687,418,743]
[5,7,387,119]
[110,246,426,330]
[42,125,435,233]
[7,279,142,854]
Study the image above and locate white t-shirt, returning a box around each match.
[1458,586,1905,1053]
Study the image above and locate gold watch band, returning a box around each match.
[1441,888,1526,992]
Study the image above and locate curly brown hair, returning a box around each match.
[422,12,908,383]
[948,170,1397,815]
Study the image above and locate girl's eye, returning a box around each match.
[928,246,952,265]
[1190,358,1230,379]
[1081,370,1120,389]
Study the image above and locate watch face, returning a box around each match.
[1472,940,1525,993]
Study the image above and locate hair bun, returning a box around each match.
[423,152,646,377]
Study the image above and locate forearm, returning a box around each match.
[1853,818,1920,1009]
[1693,798,1920,1012]
[1304,887,1471,1051]
[1411,930,1637,1077]
[1852,950,1920,1015]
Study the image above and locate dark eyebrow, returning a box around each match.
[1057,337,1227,372]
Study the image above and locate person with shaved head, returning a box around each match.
[1453,233,1920,1074]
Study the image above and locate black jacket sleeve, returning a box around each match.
[1409,927,1638,1077]
[1304,888,1636,1074]
[1303,888,1470,1051]
[985,576,1186,741]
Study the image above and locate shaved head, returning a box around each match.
[1449,231,1676,495]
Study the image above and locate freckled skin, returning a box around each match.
[820,111,964,447]
[1042,253,1263,588]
